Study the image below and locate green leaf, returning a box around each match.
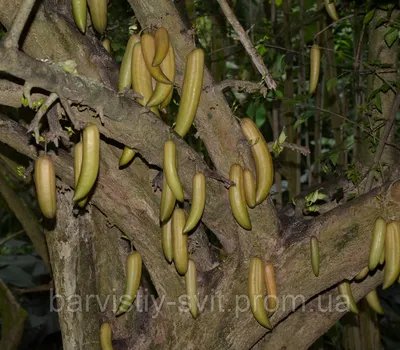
[375,93,382,113]
[329,151,339,166]
[375,18,389,28]
[384,28,398,48]
[363,9,376,25]
[326,78,338,92]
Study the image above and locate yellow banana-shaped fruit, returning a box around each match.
[338,282,359,314]
[354,266,369,281]
[365,289,384,315]
[380,249,385,265]
[310,236,320,277]
[264,263,277,311]
[74,124,100,201]
[72,0,87,33]
[369,217,386,271]
[119,147,136,167]
[100,322,113,350]
[162,215,173,263]
[160,174,176,223]
[120,42,159,167]
[240,118,273,205]
[309,44,321,95]
[324,0,339,21]
[163,140,184,202]
[383,221,400,289]
[160,88,174,110]
[174,48,204,138]
[229,164,251,230]
[87,0,107,34]
[183,173,206,233]
[172,208,188,275]
[152,27,170,67]
[74,142,88,207]
[102,39,111,53]
[147,42,175,107]
[132,42,153,106]
[116,252,142,316]
[249,257,272,328]
[185,259,198,319]
[141,34,172,84]
[243,169,256,209]
[34,155,56,219]
[119,34,140,92]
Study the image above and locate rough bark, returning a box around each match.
[0,0,399,349]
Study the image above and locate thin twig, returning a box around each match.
[276,141,310,156]
[23,82,33,108]
[27,92,59,143]
[0,230,25,246]
[203,169,234,188]
[313,15,354,41]
[59,97,82,130]
[215,79,269,97]
[216,0,276,90]
[364,91,400,193]
[2,0,38,49]
[47,106,70,147]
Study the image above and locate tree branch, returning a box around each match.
[216,0,276,90]
[364,91,400,193]
[215,79,269,97]
[2,0,37,49]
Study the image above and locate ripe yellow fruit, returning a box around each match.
[116,252,142,316]
[34,155,56,219]
[249,257,272,328]
[174,48,204,137]
[229,164,251,230]
[309,44,321,95]
[240,118,274,205]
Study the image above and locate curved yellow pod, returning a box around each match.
[338,282,359,314]
[243,169,256,209]
[88,0,107,34]
[324,0,339,21]
[240,118,273,205]
[229,164,251,230]
[310,236,320,277]
[100,322,113,350]
[383,221,400,289]
[119,147,136,167]
[249,257,272,328]
[152,27,170,67]
[365,289,384,315]
[74,142,88,207]
[163,140,184,202]
[162,215,173,263]
[74,124,100,201]
[185,259,198,319]
[160,174,176,223]
[160,88,174,109]
[147,42,175,107]
[34,155,56,219]
[141,34,172,84]
[369,217,386,271]
[309,44,321,95]
[132,42,153,106]
[119,34,140,92]
[354,266,369,281]
[183,173,206,233]
[72,0,87,33]
[172,208,188,275]
[116,252,142,316]
[264,263,277,311]
[174,48,204,138]
[102,39,111,53]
